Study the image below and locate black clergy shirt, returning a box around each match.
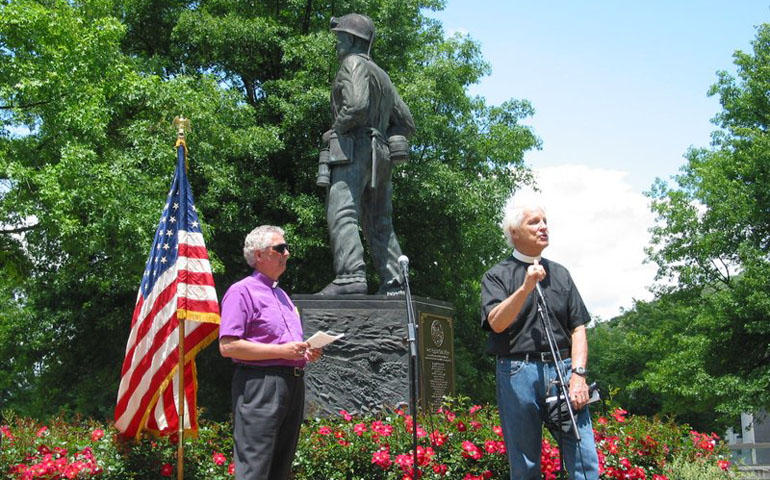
[480,255,591,356]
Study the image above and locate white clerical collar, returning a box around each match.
[512,249,541,264]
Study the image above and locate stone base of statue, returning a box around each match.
[293,294,455,417]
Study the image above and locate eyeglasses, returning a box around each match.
[266,243,290,255]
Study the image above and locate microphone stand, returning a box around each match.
[535,282,580,479]
[400,260,420,478]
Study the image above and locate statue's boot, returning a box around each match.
[376,279,404,296]
[316,280,367,295]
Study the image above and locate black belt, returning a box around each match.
[237,364,304,377]
[502,349,571,363]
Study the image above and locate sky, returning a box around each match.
[428,1,770,320]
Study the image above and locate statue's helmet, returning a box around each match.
[330,13,375,43]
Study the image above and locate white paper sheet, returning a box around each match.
[306,331,345,349]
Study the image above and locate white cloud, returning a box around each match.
[533,165,657,320]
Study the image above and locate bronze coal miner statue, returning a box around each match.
[316,13,415,296]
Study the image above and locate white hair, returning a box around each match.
[243,225,285,268]
[500,188,546,248]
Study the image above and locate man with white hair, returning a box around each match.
[219,225,322,480]
[481,191,599,479]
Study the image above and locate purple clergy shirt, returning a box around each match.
[219,271,305,368]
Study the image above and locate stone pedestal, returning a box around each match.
[293,294,454,417]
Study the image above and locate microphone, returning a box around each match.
[532,259,547,307]
[535,283,547,308]
[398,255,409,275]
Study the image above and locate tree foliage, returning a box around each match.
[590,23,770,431]
[589,291,730,431]
[0,0,539,419]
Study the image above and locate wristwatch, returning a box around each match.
[572,366,587,377]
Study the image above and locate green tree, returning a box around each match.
[0,0,283,418]
[589,291,729,431]
[0,0,539,419]
[591,23,770,431]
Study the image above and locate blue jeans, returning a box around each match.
[496,357,599,480]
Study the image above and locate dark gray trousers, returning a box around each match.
[232,366,305,480]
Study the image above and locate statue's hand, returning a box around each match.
[322,129,333,144]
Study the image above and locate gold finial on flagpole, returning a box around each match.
[172,116,191,142]
[172,116,191,171]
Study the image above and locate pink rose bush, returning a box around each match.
[591,409,736,479]
[0,415,234,479]
[294,401,508,479]
[1,417,107,479]
[293,400,740,479]
[0,400,739,479]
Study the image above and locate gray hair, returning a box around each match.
[243,225,285,268]
[500,189,546,248]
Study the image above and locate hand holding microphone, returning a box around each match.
[525,258,547,292]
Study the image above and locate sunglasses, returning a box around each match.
[267,243,290,254]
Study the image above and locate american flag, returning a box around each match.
[115,141,220,439]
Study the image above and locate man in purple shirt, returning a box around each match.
[219,225,322,480]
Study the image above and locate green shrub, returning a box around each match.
[665,454,747,480]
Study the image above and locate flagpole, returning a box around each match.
[177,318,185,480]
[173,116,191,480]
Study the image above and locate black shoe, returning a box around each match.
[377,281,405,296]
[316,281,367,295]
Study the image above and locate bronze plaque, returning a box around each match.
[419,312,455,410]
